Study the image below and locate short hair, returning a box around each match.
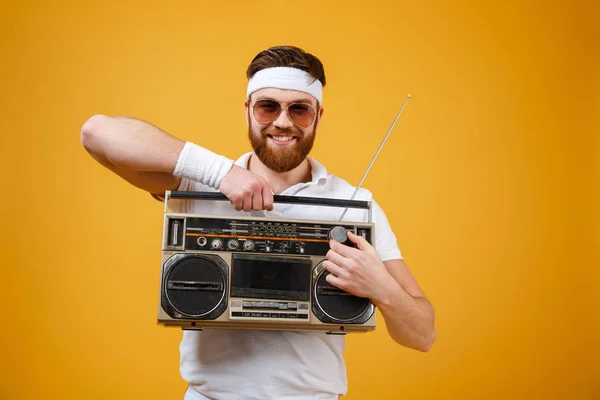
[246,45,326,87]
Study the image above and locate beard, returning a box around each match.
[248,119,316,173]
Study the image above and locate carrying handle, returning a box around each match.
[166,190,371,210]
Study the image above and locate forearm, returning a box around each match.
[81,114,237,193]
[80,114,185,172]
[374,281,436,352]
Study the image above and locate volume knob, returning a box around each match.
[328,226,349,243]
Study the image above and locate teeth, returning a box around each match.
[271,136,294,142]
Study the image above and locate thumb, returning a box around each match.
[347,231,369,251]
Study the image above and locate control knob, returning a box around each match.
[328,226,350,244]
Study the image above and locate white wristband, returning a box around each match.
[173,142,235,190]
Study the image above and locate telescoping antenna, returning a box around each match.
[338,93,411,221]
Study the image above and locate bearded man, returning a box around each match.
[80,45,436,400]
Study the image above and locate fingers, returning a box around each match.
[251,190,263,211]
[252,177,273,211]
[329,239,361,258]
[230,196,243,211]
[242,180,260,211]
[326,248,350,269]
[346,231,371,251]
[323,260,346,279]
[325,270,346,290]
[220,167,274,211]
[262,184,274,211]
[232,191,265,212]
[242,193,254,212]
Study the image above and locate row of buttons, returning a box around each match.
[235,301,309,311]
[232,312,309,319]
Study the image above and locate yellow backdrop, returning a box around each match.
[1,0,598,399]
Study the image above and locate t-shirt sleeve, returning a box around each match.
[372,198,403,261]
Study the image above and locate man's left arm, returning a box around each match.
[324,232,436,352]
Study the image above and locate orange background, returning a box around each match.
[1,0,598,399]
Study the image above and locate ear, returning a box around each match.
[315,105,325,129]
[244,99,250,127]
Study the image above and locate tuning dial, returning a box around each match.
[243,240,255,251]
[328,226,349,244]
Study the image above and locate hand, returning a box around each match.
[324,232,394,304]
[219,165,274,211]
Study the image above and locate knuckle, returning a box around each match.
[250,180,261,191]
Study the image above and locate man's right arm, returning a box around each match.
[80,115,184,196]
[80,115,274,210]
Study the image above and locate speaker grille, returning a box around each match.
[165,255,226,317]
[314,270,370,322]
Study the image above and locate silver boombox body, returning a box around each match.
[157,191,377,334]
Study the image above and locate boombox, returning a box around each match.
[157,191,377,335]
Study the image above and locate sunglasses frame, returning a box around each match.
[250,99,320,128]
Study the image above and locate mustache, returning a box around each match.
[262,128,298,137]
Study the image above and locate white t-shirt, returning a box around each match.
[167,152,402,400]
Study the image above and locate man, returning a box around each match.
[80,45,436,400]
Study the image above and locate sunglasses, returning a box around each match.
[251,99,318,128]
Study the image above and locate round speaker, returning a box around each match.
[164,254,227,318]
[313,264,372,323]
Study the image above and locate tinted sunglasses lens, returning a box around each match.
[288,104,315,127]
[253,100,281,123]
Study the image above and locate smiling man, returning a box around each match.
[80,45,436,400]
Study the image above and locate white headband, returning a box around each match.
[247,67,323,104]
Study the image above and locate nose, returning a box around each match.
[272,107,294,129]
